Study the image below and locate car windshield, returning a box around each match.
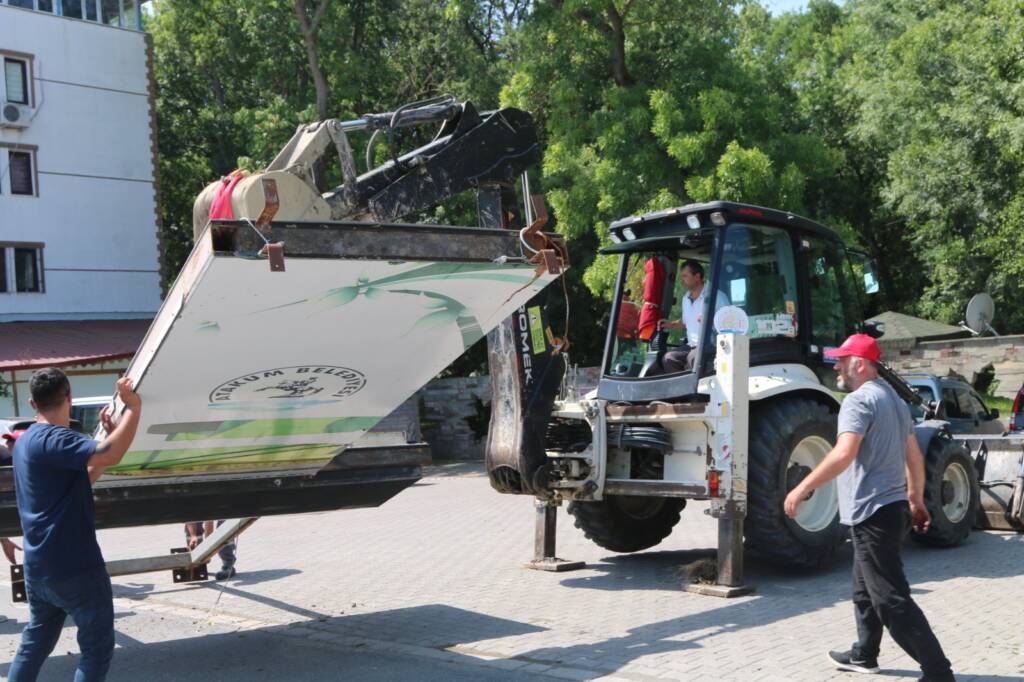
[909,385,934,420]
[70,404,104,435]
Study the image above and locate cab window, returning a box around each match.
[805,237,861,347]
[718,224,799,339]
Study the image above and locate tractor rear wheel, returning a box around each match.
[746,397,846,568]
[568,496,685,553]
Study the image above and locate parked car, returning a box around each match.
[1010,383,1024,433]
[901,373,1005,435]
[70,395,112,436]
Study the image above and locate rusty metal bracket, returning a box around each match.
[10,563,25,603]
[533,249,563,276]
[170,547,209,584]
[520,196,568,276]
[253,178,286,272]
[520,194,550,253]
[260,241,286,272]
[255,178,280,229]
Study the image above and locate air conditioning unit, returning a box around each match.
[0,102,33,129]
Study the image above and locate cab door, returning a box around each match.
[800,236,863,390]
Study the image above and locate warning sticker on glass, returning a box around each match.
[713,306,749,335]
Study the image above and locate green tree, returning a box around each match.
[499,0,846,362]
[151,0,530,282]
[834,0,1024,329]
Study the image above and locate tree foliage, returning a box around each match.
[151,0,1024,368]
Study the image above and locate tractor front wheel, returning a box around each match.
[746,397,846,568]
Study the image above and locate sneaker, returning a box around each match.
[214,566,236,581]
[827,649,879,674]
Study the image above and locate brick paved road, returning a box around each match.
[1,463,1022,681]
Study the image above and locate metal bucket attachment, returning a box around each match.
[485,298,565,496]
[961,435,1024,531]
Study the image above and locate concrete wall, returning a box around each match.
[0,5,161,321]
[414,366,602,461]
[880,334,1024,399]
[416,375,492,460]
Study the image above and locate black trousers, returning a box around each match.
[850,501,953,680]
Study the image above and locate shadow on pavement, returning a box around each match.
[531,529,1024,677]
[0,604,547,681]
[559,528,1024,595]
[212,568,302,587]
[3,532,1019,680]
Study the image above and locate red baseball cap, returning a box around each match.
[824,333,881,362]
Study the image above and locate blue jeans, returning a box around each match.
[8,566,115,682]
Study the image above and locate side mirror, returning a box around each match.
[863,320,885,339]
[863,259,880,294]
[990,408,1000,419]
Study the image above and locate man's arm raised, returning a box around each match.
[87,377,142,484]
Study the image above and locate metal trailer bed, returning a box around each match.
[1,218,564,594]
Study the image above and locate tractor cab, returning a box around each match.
[599,201,868,402]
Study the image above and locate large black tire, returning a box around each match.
[568,496,685,553]
[912,435,979,547]
[746,398,846,568]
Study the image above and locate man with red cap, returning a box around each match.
[783,333,954,682]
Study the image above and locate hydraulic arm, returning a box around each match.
[192,95,541,239]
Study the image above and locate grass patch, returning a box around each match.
[981,394,1014,414]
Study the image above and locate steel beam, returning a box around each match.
[524,498,584,572]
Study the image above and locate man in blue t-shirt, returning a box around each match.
[9,368,141,682]
[783,334,953,682]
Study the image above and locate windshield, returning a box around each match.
[606,229,715,378]
[717,223,800,339]
[605,222,802,379]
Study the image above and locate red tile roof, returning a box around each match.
[0,319,151,370]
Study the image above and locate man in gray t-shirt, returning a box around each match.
[783,334,953,682]
[835,377,915,526]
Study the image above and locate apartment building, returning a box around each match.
[0,0,161,416]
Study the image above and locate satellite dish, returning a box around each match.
[963,293,998,336]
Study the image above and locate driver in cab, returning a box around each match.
[657,259,728,373]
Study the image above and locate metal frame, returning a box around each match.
[532,334,755,595]
[0,444,430,537]
[11,518,255,602]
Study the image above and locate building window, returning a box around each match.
[14,247,41,292]
[3,57,28,105]
[1,1,143,30]
[101,0,117,25]
[62,0,83,18]
[0,243,44,294]
[9,150,35,195]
